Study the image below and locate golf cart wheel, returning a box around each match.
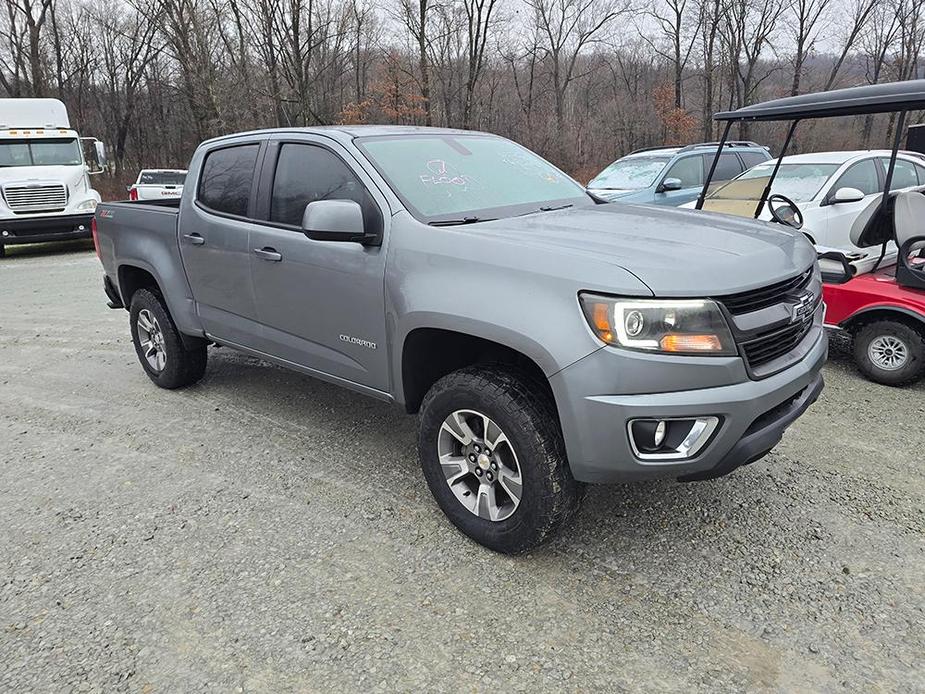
[129,288,208,389]
[853,319,925,386]
[417,364,583,554]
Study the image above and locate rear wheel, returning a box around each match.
[853,319,925,386]
[129,288,207,389]
[418,364,583,554]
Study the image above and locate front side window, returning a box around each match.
[663,155,703,188]
[358,134,590,222]
[0,138,82,167]
[589,156,671,190]
[198,144,260,217]
[832,160,879,196]
[270,143,379,233]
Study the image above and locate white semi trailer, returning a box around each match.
[0,98,106,256]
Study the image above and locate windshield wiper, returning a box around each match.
[515,203,574,217]
[429,216,493,226]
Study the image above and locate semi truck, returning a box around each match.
[0,98,106,257]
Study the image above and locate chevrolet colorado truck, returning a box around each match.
[94,126,826,553]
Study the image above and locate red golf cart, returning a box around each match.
[695,80,925,386]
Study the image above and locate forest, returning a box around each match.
[0,0,922,189]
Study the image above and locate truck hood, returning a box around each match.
[471,203,817,297]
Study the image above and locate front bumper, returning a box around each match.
[550,327,827,483]
[0,213,94,245]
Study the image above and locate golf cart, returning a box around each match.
[695,80,925,386]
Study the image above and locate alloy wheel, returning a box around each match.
[137,308,167,372]
[436,409,523,522]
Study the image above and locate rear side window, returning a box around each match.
[880,157,919,190]
[198,144,260,216]
[270,143,381,233]
[709,153,743,181]
[833,159,880,196]
[739,151,769,169]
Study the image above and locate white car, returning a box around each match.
[128,169,187,201]
[683,150,925,252]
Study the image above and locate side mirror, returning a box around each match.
[659,177,683,192]
[94,141,108,171]
[302,199,367,242]
[831,186,865,204]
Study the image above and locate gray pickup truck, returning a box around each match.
[95,126,826,553]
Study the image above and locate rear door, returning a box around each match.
[247,135,391,392]
[179,139,266,346]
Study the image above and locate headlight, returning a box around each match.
[76,199,98,212]
[579,294,736,355]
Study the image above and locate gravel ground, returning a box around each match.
[1,242,923,693]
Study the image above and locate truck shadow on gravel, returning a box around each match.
[0,239,94,259]
[197,348,828,566]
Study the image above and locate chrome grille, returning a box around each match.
[740,313,815,368]
[3,183,68,213]
[718,268,813,315]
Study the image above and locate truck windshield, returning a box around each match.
[139,171,186,185]
[588,156,672,190]
[0,138,83,167]
[356,134,590,223]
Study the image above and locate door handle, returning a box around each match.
[253,247,282,262]
[183,233,205,246]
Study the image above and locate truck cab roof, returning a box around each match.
[201,125,489,147]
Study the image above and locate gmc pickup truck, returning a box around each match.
[94,126,826,553]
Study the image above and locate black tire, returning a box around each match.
[0,243,5,258]
[418,364,583,554]
[129,288,207,389]
[853,319,925,386]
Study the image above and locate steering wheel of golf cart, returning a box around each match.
[767,194,804,230]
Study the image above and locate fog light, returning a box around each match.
[628,416,720,461]
[654,420,666,447]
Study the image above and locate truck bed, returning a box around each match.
[95,198,193,329]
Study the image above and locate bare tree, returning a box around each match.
[788,0,833,96]
[396,0,434,125]
[462,0,501,127]
[640,0,703,109]
[525,0,629,164]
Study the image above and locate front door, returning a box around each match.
[179,141,265,346]
[247,138,391,393]
[819,158,881,248]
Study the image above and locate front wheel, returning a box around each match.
[853,320,925,386]
[129,288,207,389]
[417,364,583,554]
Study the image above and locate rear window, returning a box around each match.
[140,171,186,186]
[198,145,260,216]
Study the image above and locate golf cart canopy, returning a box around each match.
[715,80,925,122]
